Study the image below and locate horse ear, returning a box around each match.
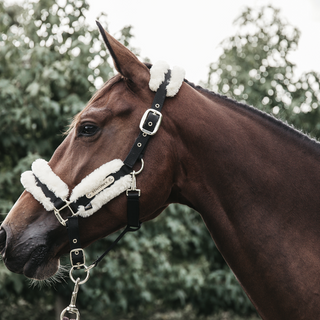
[96,21,149,85]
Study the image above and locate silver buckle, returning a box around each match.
[70,248,86,268]
[139,109,162,135]
[54,209,68,226]
[54,200,78,226]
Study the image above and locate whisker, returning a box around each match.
[28,264,69,289]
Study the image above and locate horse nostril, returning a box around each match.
[0,227,7,253]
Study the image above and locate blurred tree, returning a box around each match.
[76,205,255,318]
[0,0,116,212]
[206,5,320,138]
[5,2,318,320]
[0,0,257,318]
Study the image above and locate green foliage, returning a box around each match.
[72,205,255,317]
[0,206,257,320]
[3,2,319,320]
[206,5,320,138]
[0,0,115,211]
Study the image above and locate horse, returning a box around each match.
[1,21,320,320]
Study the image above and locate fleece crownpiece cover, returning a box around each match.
[149,61,185,97]
[21,159,132,218]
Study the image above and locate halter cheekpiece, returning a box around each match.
[20,61,185,320]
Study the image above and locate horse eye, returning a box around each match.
[78,124,99,137]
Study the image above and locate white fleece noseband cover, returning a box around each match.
[21,159,132,218]
[21,159,69,212]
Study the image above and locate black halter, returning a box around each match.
[35,70,172,271]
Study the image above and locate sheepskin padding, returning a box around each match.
[31,159,69,200]
[21,158,132,218]
[21,170,56,211]
[149,61,185,97]
[166,66,186,97]
[76,175,132,217]
[149,61,170,92]
[70,159,124,201]
[70,159,132,218]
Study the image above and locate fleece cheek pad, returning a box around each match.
[69,160,132,218]
[21,159,132,218]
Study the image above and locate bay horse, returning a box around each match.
[1,22,320,320]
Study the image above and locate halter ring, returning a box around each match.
[135,159,144,175]
[69,265,90,285]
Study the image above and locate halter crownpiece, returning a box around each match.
[149,61,185,97]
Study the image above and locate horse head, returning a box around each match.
[0,22,185,280]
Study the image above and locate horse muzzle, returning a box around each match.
[0,226,6,255]
[0,199,64,280]
[0,222,61,279]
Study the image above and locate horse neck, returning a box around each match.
[171,84,320,224]
[168,83,320,319]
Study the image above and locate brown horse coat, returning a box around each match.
[1,23,320,320]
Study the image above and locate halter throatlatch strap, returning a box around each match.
[67,216,85,269]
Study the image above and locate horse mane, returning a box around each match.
[69,62,319,153]
[183,78,320,152]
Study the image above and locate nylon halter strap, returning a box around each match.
[19,62,185,320]
[24,69,172,273]
[67,69,172,271]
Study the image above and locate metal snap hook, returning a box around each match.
[60,278,81,320]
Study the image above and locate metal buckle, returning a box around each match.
[54,200,78,226]
[70,248,86,268]
[139,109,162,135]
[54,209,68,226]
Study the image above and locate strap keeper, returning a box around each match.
[67,216,85,269]
[127,191,140,229]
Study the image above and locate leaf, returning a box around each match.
[26,82,40,96]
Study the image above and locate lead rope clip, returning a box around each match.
[60,264,91,319]
[126,159,144,196]
[60,277,81,320]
